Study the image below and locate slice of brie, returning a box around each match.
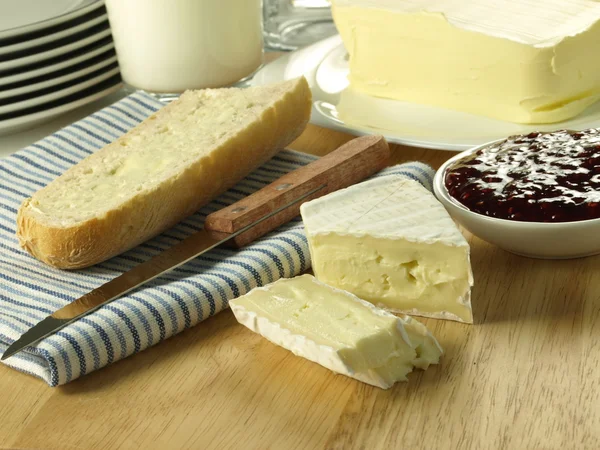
[229,274,442,389]
[331,0,600,124]
[300,176,473,323]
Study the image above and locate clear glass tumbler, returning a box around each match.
[263,0,337,51]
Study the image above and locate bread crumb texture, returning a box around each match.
[17,77,312,269]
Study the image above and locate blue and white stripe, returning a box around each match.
[0,91,435,386]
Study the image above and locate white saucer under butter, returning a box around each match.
[252,35,600,151]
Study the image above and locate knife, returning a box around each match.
[1,135,390,360]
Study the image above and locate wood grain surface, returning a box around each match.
[2,126,600,449]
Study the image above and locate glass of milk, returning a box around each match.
[105,0,263,98]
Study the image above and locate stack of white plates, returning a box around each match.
[0,0,122,136]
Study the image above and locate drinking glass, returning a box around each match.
[263,0,337,51]
[105,0,264,100]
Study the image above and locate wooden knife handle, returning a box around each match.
[204,135,390,248]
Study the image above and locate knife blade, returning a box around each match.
[2,134,390,360]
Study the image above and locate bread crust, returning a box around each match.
[16,77,312,269]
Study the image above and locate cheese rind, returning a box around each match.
[300,176,473,323]
[229,274,442,389]
[332,0,600,124]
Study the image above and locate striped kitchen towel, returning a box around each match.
[0,91,435,386]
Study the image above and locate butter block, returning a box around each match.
[229,274,442,389]
[332,0,600,124]
[300,176,473,323]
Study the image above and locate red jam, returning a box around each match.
[444,129,600,223]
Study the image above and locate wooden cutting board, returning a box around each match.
[1,126,599,450]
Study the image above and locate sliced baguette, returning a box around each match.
[17,77,312,269]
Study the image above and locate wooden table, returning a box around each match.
[1,126,600,450]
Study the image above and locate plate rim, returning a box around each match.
[0,0,103,41]
[0,54,117,100]
[0,27,111,72]
[0,81,122,135]
[0,13,108,57]
[0,65,120,115]
[0,41,114,87]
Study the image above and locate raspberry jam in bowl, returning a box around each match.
[433,129,600,259]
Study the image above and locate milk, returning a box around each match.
[105,0,263,92]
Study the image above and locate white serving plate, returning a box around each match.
[0,81,122,136]
[0,41,114,87]
[0,54,116,100]
[0,13,108,57]
[0,0,103,41]
[0,65,119,115]
[252,35,600,152]
[0,27,111,72]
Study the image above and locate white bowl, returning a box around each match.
[433,142,600,259]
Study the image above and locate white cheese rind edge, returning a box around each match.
[229,276,443,389]
[300,176,474,323]
[377,288,472,323]
[299,177,470,248]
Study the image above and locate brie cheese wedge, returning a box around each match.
[229,274,442,389]
[332,0,600,124]
[300,176,473,323]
